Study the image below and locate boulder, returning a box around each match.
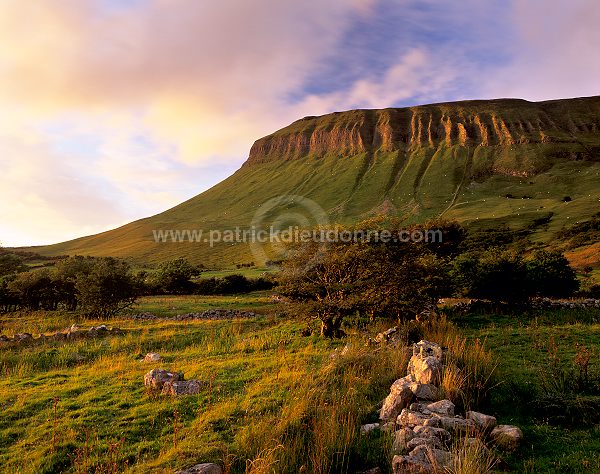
[422,417,442,428]
[490,425,523,451]
[425,400,455,416]
[162,380,203,396]
[466,411,497,432]
[380,375,415,421]
[144,369,183,390]
[392,427,415,455]
[406,436,443,451]
[435,415,476,434]
[412,340,443,360]
[409,383,440,401]
[144,353,161,362]
[407,355,442,385]
[391,454,432,474]
[410,444,452,469]
[397,409,432,428]
[175,463,222,474]
[413,425,451,444]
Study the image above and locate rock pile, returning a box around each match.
[131,309,258,321]
[366,340,522,473]
[0,324,122,346]
[144,368,204,396]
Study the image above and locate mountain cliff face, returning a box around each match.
[28,96,600,267]
[247,98,600,172]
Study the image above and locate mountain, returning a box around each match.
[27,96,600,268]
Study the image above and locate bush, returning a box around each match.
[526,250,579,297]
[278,220,451,337]
[75,258,139,318]
[0,252,26,277]
[152,258,202,294]
[195,275,275,295]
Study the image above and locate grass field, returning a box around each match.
[1,293,600,473]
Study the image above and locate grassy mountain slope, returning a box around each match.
[26,96,600,267]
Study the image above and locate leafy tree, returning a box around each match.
[526,250,579,297]
[0,252,26,277]
[153,258,201,294]
[75,258,139,318]
[8,269,59,310]
[452,248,529,303]
[278,221,449,337]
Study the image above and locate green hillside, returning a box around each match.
[26,96,600,268]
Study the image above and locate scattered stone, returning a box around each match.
[175,463,222,474]
[162,379,203,396]
[144,368,183,391]
[360,423,380,435]
[490,425,523,451]
[144,353,161,362]
[466,411,497,432]
[131,309,258,321]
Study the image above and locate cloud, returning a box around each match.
[0,0,597,246]
[482,0,600,100]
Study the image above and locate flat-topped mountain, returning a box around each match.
[26,96,600,267]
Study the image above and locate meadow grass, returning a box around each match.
[0,294,405,473]
[451,307,600,473]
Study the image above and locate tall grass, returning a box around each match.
[421,316,498,411]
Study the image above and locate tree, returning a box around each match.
[452,248,529,303]
[153,258,201,294]
[278,221,449,337]
[0,252,26,277]
[8,269,59,310]
[75,258,139,318]
[526,250,579,297]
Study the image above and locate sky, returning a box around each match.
[1,0,599,246]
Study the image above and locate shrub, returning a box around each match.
[0,252,26,277]
[526,250,579,297]
[278,220,450,337]
[75,258,139,318]
[152,258,202,294]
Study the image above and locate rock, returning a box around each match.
[435,415,476,434]
[375,326,398,343]
[410,383,440,401]
[425,400,455,416]
[397,409,432,428]
[412,340,443,360]
[144,369,183,390]
[391,454,432,474]
[410,444,452,469]
[409,402,432,414]
[380,375,415,421]
[406,436,443,451]
[464,437,491,455]
[175,463,222,474]
[162,379,203,396]
[422,417,442,428]
[392,427,415,455]
[357,468,382,474]
[407,355,442,385]
[360,423,380,435]
[413,425,452,444]
[466,411,497,432]
[144,353,161,362]
[490,425,523,451]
